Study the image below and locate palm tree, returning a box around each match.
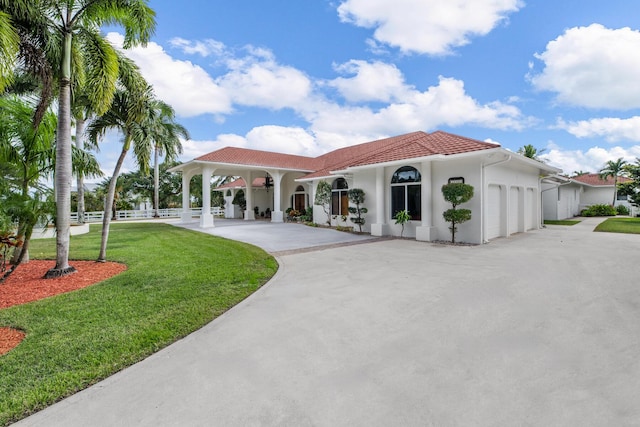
[599,158,628,205]
[1,0,156,278]
[0,10,19,92]
[149,101,189,217]
[0,96,101,274]
[72,52,148,224]
[0,96,56,265]
[517,144,546,162]
[89,90,187,261]
[571,170,589,177]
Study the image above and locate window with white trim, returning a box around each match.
[331,178,349,216]
[391,166,421,221]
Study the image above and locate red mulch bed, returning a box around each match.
[0,260,126,355]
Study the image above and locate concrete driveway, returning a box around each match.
[172,218,378,253]
[16,218,640,426]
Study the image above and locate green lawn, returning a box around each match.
[544,219,581,226]
[0,222,277,426]
[594,217,640,234]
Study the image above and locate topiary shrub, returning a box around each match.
[442,183,474,243]
[581,204,617,217]
[347,188,368,232]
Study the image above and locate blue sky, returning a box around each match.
[98,0,640,178]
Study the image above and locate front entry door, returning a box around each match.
[294,193,306,211]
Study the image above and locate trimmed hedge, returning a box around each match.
[581,204,617,217]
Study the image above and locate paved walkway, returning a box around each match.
[15,217,640,426]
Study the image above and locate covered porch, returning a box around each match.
[168,157,314,228]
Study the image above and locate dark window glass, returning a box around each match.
[407,184,421,221]
[391,166,421,221]
[391,166,421,184]
[331,178,349,215]
[332,192,340,215]
[332,178,348,189]
[391,186,405,218]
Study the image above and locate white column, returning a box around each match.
[180,171,193,223]
[243,171,255,220]
[371,167,387,236]
[224,189,235,219]
[416,161,435,241]
[199,167,214,228]
[271,171,284,222]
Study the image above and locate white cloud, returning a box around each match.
[169,37,226,57]
[328,60,410,103]
[218,52,313,110]
[107,33,232,118]
[245,126,320,156]
[557,116,640,142]
[310,76,531,136]
[180,136,244,161]
[541,142,640,174]
[337,0,522,55]
[178,126,320,160]
[530,24,640,110]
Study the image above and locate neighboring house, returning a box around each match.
[169,131,560,244]
[542,173,633,220]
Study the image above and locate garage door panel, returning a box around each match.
[487,184,502,240]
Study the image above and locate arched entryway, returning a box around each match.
[293,185,307,212]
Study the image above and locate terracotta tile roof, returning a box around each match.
[214,177,269,190]
[571,173,631,186]
[196,146,317,171]
[194,131,501,180]
[301,131,499,179]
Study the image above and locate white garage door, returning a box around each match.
[509,187,521,235]
[526,188,536,231]
[487,184,502,240]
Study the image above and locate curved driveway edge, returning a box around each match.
[15,218,640,426]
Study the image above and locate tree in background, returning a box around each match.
[517,144,546,162]
[314,180,332,226]
[442,183,474,243]
[599,158,628,205]
[571,170,589,177]
[621,159,640,210]
[148,101,189,217]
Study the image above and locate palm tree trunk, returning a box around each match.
[98,145,129,262]
[76,116,86,224]
[153,144,160,218]
[46,32,75,278]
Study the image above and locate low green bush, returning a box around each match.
[616,205,630,216]
[581,204,617,217]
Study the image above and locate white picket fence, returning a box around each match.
[71,207,224,223]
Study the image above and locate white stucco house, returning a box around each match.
[169,131,561,244]
[542,173,634,220]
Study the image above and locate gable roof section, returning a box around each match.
[191,130,504,181]
[301,131,500,179]
[196,146,318,171]
[571,173,631,186]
